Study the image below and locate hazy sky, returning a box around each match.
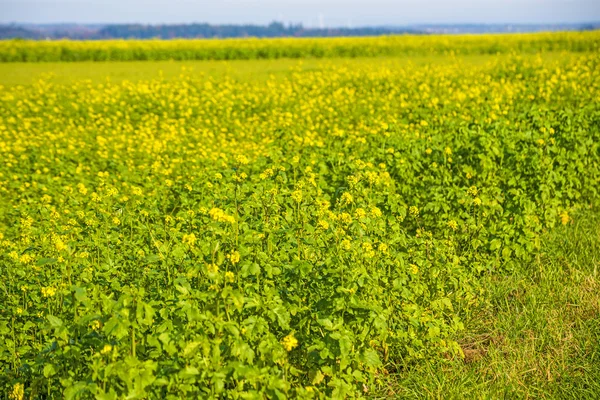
[1,0,599,26]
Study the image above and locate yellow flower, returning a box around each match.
[340,192,353,205]
[317,220,329,230]
[444,147,452,155]
[209,207,235,224]
[282,333,299,351]
[235,154,249,165]
[370,206,382,218]
[233,172,248,182]
[341,239,352,250]
[228,251,240,264]
[447,220,458,230]
[409,206,419,216]
[347,175,360,186]
[77,251,89,259]
[20,216,34,229]
[339,212,352,224]
[560,211,570,225]
[425,148,432,155]
[410,264,419,275]
[225,271,235,282]
[365,171,379,185]
[259,168,274,180]
[182,233,197,246]
[41,286,57,298]
[101,344,113,354]
[291,190,303,203]
[9,383,24,400]
[473,197,482,206]
[207,263,219,274]
[467,186,479,196]
[77,183,88,195]
[19,254,34,264]
[361,242,375,258]
[355,208,366,218]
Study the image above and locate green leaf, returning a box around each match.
[47,315,63,328]
[44,363,57,377]
[490,239,502,251]
[362,349,382,368]
[183,341,201,358]
[37,257,57,266]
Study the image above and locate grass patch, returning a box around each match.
[380,208,600,399]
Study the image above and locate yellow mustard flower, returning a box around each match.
[207,263,219,274]
[228,251,240,264]
[447,220,458,230]
[182,233,197,247]
[9,383,24,400]
[560,211,570,225]
[282,333,299,352]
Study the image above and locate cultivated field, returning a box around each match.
[1,33,599,399]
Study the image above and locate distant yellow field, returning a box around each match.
[0,31,598,62]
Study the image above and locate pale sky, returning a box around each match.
[1,0,599,26]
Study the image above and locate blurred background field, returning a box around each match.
[0,31,598,62]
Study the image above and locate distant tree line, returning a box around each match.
[0,26,41,39]
[0,22,418,40]
[1,22,598,40]
[96,22,418,39]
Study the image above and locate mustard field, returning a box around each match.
[1,31,599,62]
[1,34,600,399]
